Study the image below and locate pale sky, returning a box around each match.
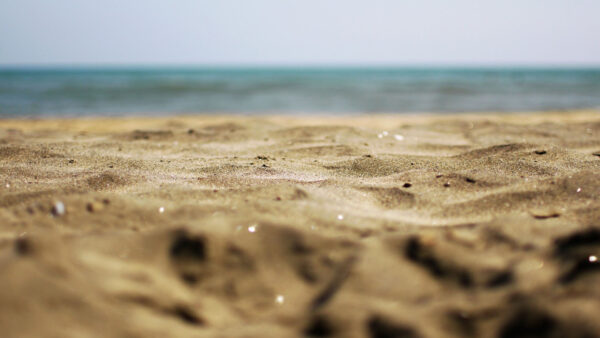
[1,0,599,66]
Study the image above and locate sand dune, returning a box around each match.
[1,111,600,337]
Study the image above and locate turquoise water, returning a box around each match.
[1,67,599,117]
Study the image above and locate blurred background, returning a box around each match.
[1,0,599,117]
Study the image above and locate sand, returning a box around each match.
[1,111,599,338]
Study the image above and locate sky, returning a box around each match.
[1,0,599,66]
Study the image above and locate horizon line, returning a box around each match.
[2,62,600,70]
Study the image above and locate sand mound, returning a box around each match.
[0,111,599,337]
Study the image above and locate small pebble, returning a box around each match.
[52,201,66,216]
[248,225,257,233]
[159,207,165,213]
[86,202,104,213]
[403,183,412,188]
[444,182,451,187]
[394,134,404,141]
[589,255,598,263]
[337,214,344,220]
[275,295,285,304]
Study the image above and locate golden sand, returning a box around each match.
[1,111,599,337]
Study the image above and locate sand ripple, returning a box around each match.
[0,112,599,337]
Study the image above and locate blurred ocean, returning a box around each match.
[1,67,599,117]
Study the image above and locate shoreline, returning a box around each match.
[1,109,598,131]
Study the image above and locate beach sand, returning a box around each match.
[1,111,599,337]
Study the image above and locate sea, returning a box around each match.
[1,67,599,117]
